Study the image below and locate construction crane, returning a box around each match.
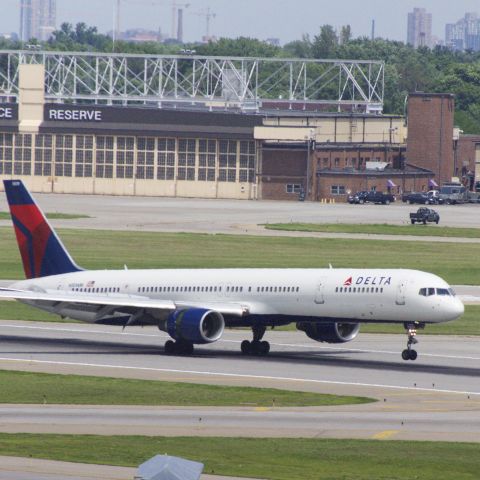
[195,7,216,41]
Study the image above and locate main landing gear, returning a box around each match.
[241,325,270,356]
[164,339,194,355]
[401,322,424,361]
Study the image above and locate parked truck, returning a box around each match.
[409,207,440,225]
[438,183,469,205]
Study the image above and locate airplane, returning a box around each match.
[0,179,464,360]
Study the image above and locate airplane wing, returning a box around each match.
[0,288,248,321]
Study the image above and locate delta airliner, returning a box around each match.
[0,180,464,360]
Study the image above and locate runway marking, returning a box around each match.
[372,430,399,440]
[2,323,480,361]
[0,356,479,397]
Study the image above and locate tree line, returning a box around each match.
[2,22,480,134]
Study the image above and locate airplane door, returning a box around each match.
[314,278,326,304]
[395,280,407,305]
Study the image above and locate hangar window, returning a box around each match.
[239,141,255,183]
[117,136,135,179]
[34,134,52,176]
[53,135,73,177]
[219,140,237,182]
[136,137,155,179]
[178,138,196,181]
[0,133,14,175]
[198,139,216,181]
[75,135,93,177]
[286,184,301,194]
[157,138,176,180]
[96,136,114,178]
[331,185,346,195]
[13,134,33,176]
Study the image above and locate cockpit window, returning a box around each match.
[436,288,450,296]
[419,287,454,297]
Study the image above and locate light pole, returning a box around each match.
[305,128,316,201]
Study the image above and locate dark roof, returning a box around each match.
[317,164,433,177]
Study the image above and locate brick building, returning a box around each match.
[0,64,476,203]
[456,134,480,190]
[406,93,455,186]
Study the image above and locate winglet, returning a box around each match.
[4,180,82,279]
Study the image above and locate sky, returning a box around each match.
[2,0,480,44]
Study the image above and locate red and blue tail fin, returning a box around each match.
[4,180,82,279]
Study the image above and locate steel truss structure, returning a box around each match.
[0,50,384,113]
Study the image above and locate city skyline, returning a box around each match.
[2,0,480,45]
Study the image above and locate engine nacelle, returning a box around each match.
[297,321,360,344]
[166,308,225,344]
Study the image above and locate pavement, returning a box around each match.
[0,456,255,480]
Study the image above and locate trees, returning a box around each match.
[312,25,338,58]
[2,20,479,133]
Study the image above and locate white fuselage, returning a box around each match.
[12,268,464,325]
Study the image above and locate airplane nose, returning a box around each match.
[451,298,464,319]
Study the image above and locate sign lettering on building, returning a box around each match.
[47,108,103,122]
[0,107,14,119]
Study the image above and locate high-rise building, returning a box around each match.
[407,8,433,48]
[20,0,56,42]
[446,12,480,51]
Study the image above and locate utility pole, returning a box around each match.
[113,0,121,44]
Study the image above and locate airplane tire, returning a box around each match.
[259,341,270,355]
[165,340,175,355]
[401,349,410,361]
[241,340,251,355]
[409,349,418,361]
[180,342,194,355]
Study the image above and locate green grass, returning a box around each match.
[277,305,480,336]
[0,212,89,220]
[1,301,479,336]
[264,222,480,238]
[0,300,65,322]
[362,305,480,335]
[0,370,373,407]
[1,227,480,285]
[0,434,478,479]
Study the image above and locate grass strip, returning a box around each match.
[0,227,479,284]
[0,212,89,220]
[0,434,478,480]
[0,301,67,322]
[264,222,480,238]
[0,370,373,406]
[1,302,479,335]
[276,305,480,336]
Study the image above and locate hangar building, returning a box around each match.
[0,51,478,201]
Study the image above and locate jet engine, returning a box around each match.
[297,321,360,343]
[166,308,225,344]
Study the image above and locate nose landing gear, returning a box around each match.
[402,322,424,361]
[241,325,270,356]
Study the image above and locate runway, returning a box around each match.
[0,320,479,442]
[1,192,480,235]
